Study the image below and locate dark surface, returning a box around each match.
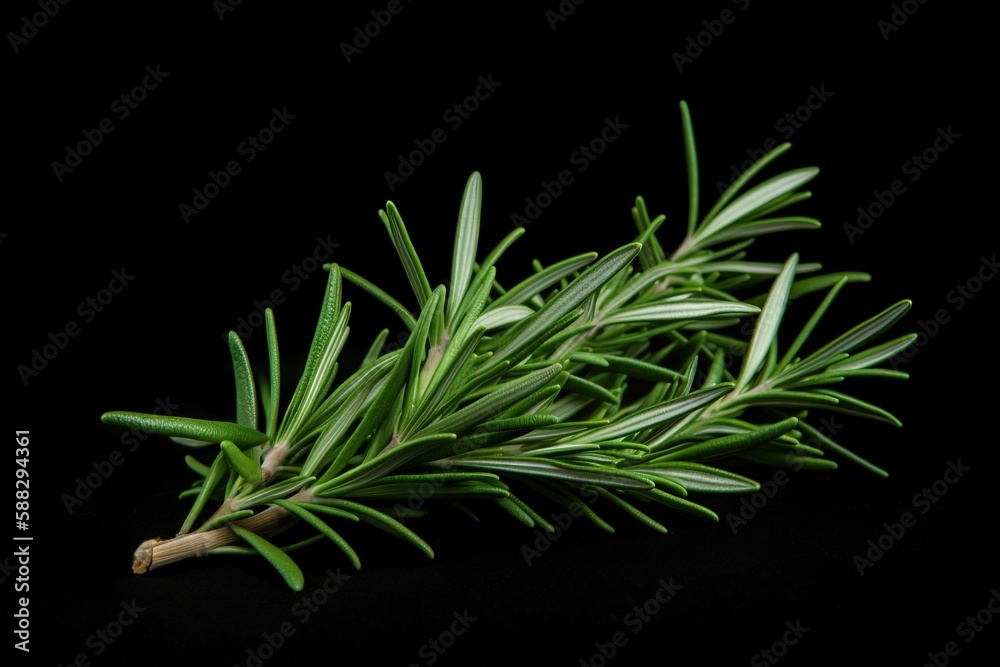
[5,2,994,666]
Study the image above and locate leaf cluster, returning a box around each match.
[102,102,914,589]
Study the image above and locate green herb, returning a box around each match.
[106,101,913,588]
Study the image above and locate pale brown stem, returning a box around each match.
[132,504,298,574]
[669,234,695,261]
[260,443,290,482]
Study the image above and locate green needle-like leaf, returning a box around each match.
[220,440,263,487]
[184,455,211,477]
[484,243,641,373]
[338,266,418,332]
[591,485,668,533]
[633,488,719,522]
[228,331,258,430]
[448,171,482,329]
[701,167,819,240]
[452,228,525,319]
[796,419,888,477]
[564,374,619,405]
[196,509,255,532]
[603,298,760,326]
[101,412,268,449]
[381,201,433,308]
[274,500,361,570]
[581,384,733,443]
[423,363,564,438]
[828,334,918,371]
[681,100,699,238]
[229,524,305,591]
[813,389,903,427]
[320,499,434,559]
[237,476,315,508]
[776,300,912,384]
[279,265,345,441]
[773,276,849,376]
[652,417,799,462]
[489,252,599,310]
[179,452,228,534]
[590,355,685,382]
[698,143,793,233]
[265,308,281,439]
[447,457,654,491]
[640,462,760,493]
[735,254,797,394]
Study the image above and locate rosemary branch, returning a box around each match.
[104,101,914,590]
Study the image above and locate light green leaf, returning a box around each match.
[701,167,819,239]
[220,440,263,487]
[274,500,361,570]
[591,485,668,533]
[827,334,918,371]
[642,462,760,493]
[734,253,798,394]
[184,455,211,477]
[680,100,699,238]
[229,524,304,591]
[423,363,564,437]
[603,299,760,325]
[195,509,255,532]
[484,243,641,374]
[321,499,434,559]
[652,417,799,462]
[339,266,417,332]
[796,419,888,477]
[264,309,281,439]
[101,412,268,449]
[279,266,346,442]
[236,476,315,508]
[380,201,432,308]
[632,488,718,522]
[775,300,912,384]
[448,171,482,329]
[699,143,793,234]
[228,332,258,429]
[179,452,228,534]
[475,305,535,330]
[580,384,733,443]
[489,252,598,310]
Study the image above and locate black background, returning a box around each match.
[5,1,995,666]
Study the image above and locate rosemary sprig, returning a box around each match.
[103,101,914,589]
